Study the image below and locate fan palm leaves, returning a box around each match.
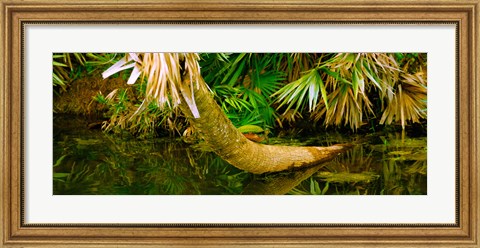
[100,52,426,132]
[274,53,426,130]
[201,53,286,128]
[313,82,374,130]
[312,53,397,130]
[74,52,427,136]
[274,69,328,113]
[379,71,427,129]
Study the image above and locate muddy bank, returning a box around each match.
[53,71,132,119]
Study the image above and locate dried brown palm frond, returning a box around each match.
[308,53,399,130]
[102,53,203,118]
[275,53,402,130]
[313,84,374,130]
[379,71,427,129]
[287,53,318,81]
[319,53,398,99]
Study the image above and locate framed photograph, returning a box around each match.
[1,0,478,247]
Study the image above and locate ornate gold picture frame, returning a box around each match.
[1,0,478,246]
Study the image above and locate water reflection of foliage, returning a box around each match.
[289,134,427,195]
[53,160,99,194]
[53,120,426,195]
[381,157,426,195]
[53,132,252,195]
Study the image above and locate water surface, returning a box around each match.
[53,115,427,195]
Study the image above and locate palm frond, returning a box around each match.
[102,53,203,118]
[274,69,327,113]
[379,71,427,128]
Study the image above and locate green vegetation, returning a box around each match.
[53,53,427,194]
[54,53,426,138]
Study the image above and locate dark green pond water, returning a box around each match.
[53,115,427,195]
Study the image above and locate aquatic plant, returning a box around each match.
[288,134,427,195]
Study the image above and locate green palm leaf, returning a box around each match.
[274,69,328,114]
